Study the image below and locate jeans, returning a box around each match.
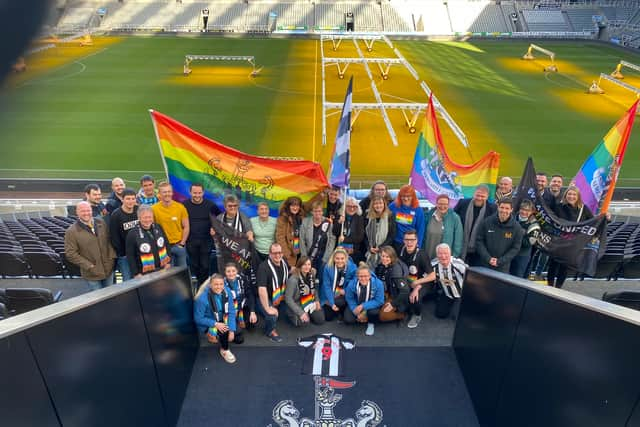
[116,256,133,282]
[86,270,115,291]
[257,301,283,336]
[509,255,531,279]
[186,238,212,285]
[170,244,188,268]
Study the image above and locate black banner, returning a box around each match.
[514,158,607,276]
[211,219,256,277]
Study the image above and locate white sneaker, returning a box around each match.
[220,349,236,364]
[407,315,422,329]
[365,323,375,336]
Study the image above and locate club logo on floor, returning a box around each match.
[270,334,384,427]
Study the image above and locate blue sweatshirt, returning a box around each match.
[345,275,384,313]
[321,258,357,306]
[194,286,237,333]
[389,203,426,248]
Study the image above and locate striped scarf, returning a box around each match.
[298,272,316,313]
[268,258,289,306]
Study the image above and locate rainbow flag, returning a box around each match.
[409,95,500,205]
[573,100,638,214]
[150,110,329,216]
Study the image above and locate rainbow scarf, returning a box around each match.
[410,94,500,206]
[267,258,288,306]
[150,110,328,216]
[300,293,315,313]
[573,100,638,214]
[140,253,155,273]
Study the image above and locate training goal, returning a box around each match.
[589,73,640,109]
[183,55,262,77]
[611,60,640,80]
[522,44,558,72]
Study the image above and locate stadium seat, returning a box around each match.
[0,252,31,278]
[4,288,62,315]
[24,251,65,278]
[602,290,640,311]
[0,302,7,320]
[62,253,82,277]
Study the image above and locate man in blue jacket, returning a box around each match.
[344,265,384,336]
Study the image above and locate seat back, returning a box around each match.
[5,288,56,315]
[602,290,640,311]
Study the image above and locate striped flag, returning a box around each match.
[328,77,353,190]
[572,99,638,214]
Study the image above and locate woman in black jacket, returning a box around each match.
[375,246,408,322]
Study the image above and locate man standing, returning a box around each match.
[109,188,139,282]
[65,201,116,290]
[256,243,289,343]
[475,199,523,273]
[106,177,126,215]
[454,185,497,265]
[126,205,172,277]
[183,183,220,285]
[495,176,513,201]
[84,183,108,218]
[536,172,556,208]
[549,174,564,204]
[152,182,189,267]
[398,229,435,329]
[137,175,159,205]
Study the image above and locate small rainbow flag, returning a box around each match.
[395,211,415,225]
[300,293,315,312]
[573,100,638,214]
[272,284,285,306]
[150,110,329,216]
[410,94,500,205]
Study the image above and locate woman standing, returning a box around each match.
[285,256,325,326]
[389,185,425,251]
[321,247,357,321]
[300,201,336,274]
[547,186,593,288]
[334,197,365,264]
[424,194,463,260]
[194,274,237,363]
[250,202,277,263]
[364,195,396,268]
[276,196,305,268]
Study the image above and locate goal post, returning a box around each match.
[611,60,640,80]
[183,55,262,77]
[522,43,558,72]
[589,73,640,106]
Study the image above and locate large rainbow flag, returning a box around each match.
[150,110,329,216]
[409,95,500,205]
[573,99,638,215]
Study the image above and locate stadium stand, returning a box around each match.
[521,9,570,32]
[466,2,512,33]
[564,8,599,32]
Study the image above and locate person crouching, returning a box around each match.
[344,263,384,336]
[194,274,237,364]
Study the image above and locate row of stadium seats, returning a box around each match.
[0,217,81,279]
[579,221,640,281]
[0,288,62,319]
[52,0,640,36]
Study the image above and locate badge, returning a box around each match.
[409,265,418,275]
[157,237,165,247]
[140,243,151,253]
[321,222,329,232]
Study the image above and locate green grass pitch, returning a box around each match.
[1,36,639,188]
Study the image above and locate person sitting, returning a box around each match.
[344,263,384,336]
[223,262,257,342]
[375,246,409,322]
[285,256,325,326]
[431,243,467,319]
[194,274,237,364]
[321,247,357,321]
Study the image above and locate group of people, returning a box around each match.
[63,172,600,364]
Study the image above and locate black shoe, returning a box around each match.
[233,332,244,344]
[268,331,283,343]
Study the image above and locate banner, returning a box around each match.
[573,100,638,215]
[328,77,352,190]
[150,110,329,216]
[409,94,501,205]
[211,219,256,277]
[515,158,607,276]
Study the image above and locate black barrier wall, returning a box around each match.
[0,267,199,427]
[454,267,640,427]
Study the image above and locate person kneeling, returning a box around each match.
[344,263,384,336]
[194,274,237,364]
[285,256,325,326]
[431,243,467,319]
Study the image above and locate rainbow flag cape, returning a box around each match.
[150,110,329,216]
[573,100,638,214]
[409,95,500,205]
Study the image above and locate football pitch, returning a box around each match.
[1,35,640,188]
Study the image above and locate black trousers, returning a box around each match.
[344,307,380,324]
[547,258,568,288]
[323,295,347,321]
[187,238,212,286]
